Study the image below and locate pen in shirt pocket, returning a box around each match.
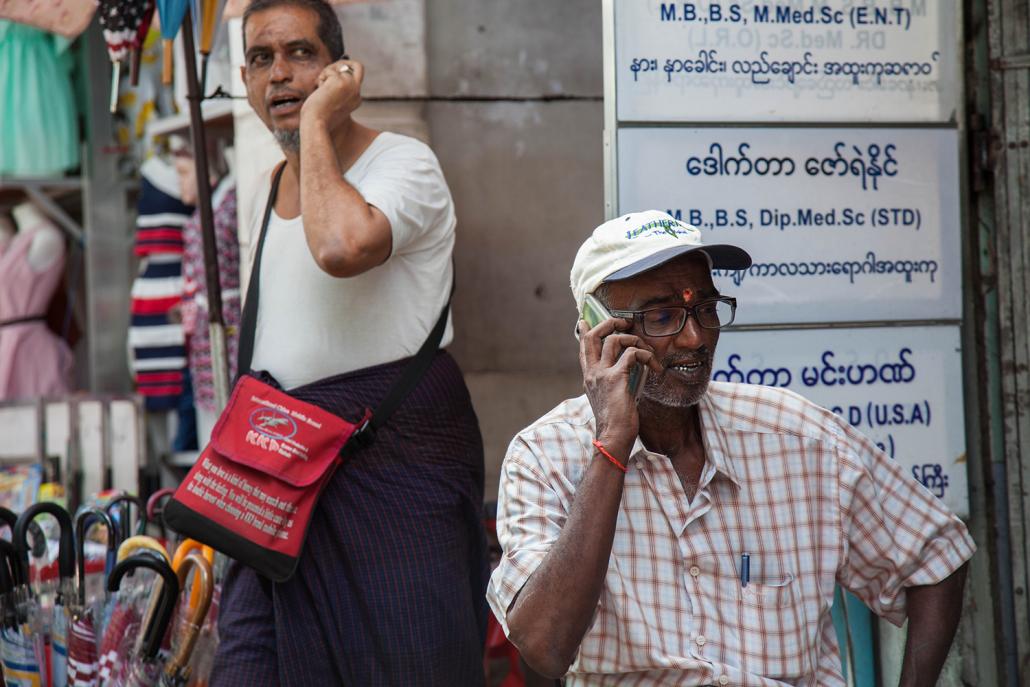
[740,553,750,588]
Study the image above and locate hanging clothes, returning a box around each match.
[0,212,73,400]
[129,157,193,411]
[0,20,80,177]
[180,175,240,416]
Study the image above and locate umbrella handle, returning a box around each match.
[106,494,147,543]
[13,502,74,586]
[171,539,215,613]
[0,507,17,536]
[162,39,174,85]
[116,536,171,657]
[116,535,169,563]
[0,539,16,594]
[0,502,40,568]
[166,551,214,678]
[107,553,180,660]
[73,507,117,607]
[146,488,176,539]
[170,540,214,569]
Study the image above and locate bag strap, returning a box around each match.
[236,162,453,447]
[236,162,285,377]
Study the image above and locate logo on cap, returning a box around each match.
[625,219,695,241]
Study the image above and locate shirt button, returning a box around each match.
[718,676,730,685]
[689,565,701,577]
[696,635,706,646]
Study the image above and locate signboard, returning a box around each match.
[617,127,961,324]
[615,0,959,122]
[714,325,968,516]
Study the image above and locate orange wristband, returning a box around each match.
[592,439,628,473]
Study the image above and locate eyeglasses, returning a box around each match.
[608,296,737,337]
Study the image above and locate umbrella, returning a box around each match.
[129,2,158,86]
[196,0,227,93]
[97,537,171,684]
[145,490,176,549]
[97,0,154,112]
[13,502,75,687]
[168,545,221,687]
[169,542,212,617]
[0,537,31,686]
[105,496,147,546]
[0,507,46,553]
[106,554,180,687]
[180,4,232,411]
[157,0,191,84]
[115,538,168,565]
[162,551,213,686]
[68,508,117,687]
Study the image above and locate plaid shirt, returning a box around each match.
[487,382,975,686]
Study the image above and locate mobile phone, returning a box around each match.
[580,294,649,399]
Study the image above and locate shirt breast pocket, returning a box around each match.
[701,560,813,680]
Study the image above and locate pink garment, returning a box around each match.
[0,224,73,399]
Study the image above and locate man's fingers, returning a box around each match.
[616,348,658,375]
[577,320,593,371]
[579,317,629,364]
[331,59,364,83]
[599,333,651,366]
[346,60,365,84]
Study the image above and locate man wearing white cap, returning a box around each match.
[487,211,975,686]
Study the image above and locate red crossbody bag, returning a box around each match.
[165,164,451,581]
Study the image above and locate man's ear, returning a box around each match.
[239,65,247,87]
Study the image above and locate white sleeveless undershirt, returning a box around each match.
[248,132,455,390]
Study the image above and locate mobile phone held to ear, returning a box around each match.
[580,294,649,399]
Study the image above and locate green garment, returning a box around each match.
[0,20,80,177]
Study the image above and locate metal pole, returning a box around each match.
[181,8,230,411]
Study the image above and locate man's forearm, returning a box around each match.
[298,120,383,276]
[506,447,627,678]
[898,563,968,687]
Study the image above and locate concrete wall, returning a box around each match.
[426,0,603,500]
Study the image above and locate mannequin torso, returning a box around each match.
[11,202,63,272]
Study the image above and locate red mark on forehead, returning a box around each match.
[682,288,694,303]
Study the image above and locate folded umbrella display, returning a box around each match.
[98,537,171,685]
[104,554,180,687]
[0,536,35,687]
[68,508,118,687]
[162,551,213,687]
[13,502,75,687]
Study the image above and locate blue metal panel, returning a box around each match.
[832,588,876,687]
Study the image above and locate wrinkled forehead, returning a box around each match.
[605,254,716,307]
[244,5,323,52]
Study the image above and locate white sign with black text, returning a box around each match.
[617,126,962,325]
[713,324,968,517]
[615,0,959,122]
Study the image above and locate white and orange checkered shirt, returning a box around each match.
[487,382,975,687]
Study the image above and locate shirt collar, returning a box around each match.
[628,391,742,488]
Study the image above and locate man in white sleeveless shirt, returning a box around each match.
[211,1,487,684]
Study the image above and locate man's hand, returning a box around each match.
[578,318,659,456]
[301,59,363,132]
[501,322,657,678]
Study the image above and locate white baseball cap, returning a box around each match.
[570,210,752,313]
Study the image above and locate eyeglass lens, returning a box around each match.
[642,300,735,335]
